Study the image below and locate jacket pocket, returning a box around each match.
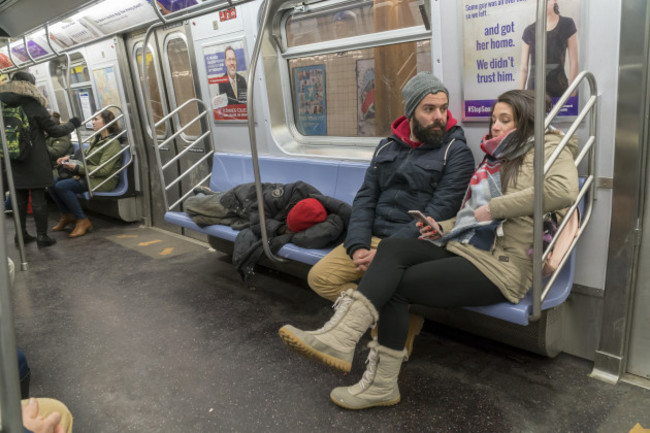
[413,158,444,188]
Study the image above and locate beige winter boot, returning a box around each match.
[278,289,378,373]
[330,339,408,410]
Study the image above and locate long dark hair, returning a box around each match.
[98,109,120,136]
[490,89,551,191]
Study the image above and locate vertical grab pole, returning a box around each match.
[530,0,548,322]
[246,0,286,263]
[0,147,24,433]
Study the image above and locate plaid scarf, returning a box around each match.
[433,129,533,251]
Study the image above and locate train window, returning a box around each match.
[164,34,200,140]
[283,0,431,138]
[48,58,72,122]
[285,0,425,47]
[68,55,97,142]
[133,43,168,138]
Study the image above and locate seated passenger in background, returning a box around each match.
[307,72,475,356]
[49,109,123,238]
[45,111,74,178]
[279,89,579,410]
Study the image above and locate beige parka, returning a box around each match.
[439,130,579,303]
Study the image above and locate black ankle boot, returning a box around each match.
[14,232,36,246]
[36,234,57,248]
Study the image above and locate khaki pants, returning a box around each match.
[307,237,382,301]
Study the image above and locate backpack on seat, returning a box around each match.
[1,103,32,161]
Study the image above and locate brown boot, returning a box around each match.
[52,214,76,231]
[370,313,424,359]
[69,218,93,238]
[404,313,425,359]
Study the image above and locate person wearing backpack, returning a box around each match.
[0,71,81,247]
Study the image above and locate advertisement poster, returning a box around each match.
[356,59,375,137]
[79,91,95,129]
[0,50,12,69]
[81,0,157,35]
[93,66,121,109]
[156,0,199,14]
[293,65,326,135]
[462,0,581,120]
[203,40,248,121]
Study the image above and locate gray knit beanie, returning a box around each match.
[402,72,449,118]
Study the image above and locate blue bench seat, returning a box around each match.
[78,147,133,199]
[165,152,580,326]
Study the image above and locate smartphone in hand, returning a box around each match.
[408,210,430,226]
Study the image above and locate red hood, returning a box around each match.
[391,110,458,148]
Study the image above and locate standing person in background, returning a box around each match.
[0,71,81,247]
[519,0,578,97]
[45,111,74,178]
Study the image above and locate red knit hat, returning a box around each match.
[287,198,327,232]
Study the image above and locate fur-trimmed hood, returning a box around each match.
[0,80,48,107]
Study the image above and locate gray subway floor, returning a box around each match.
[7,212,650,433]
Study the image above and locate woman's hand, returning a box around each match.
[60,162,76,171]
[474,204,492,222]
[417,216,442,241]
[56,155,70,165]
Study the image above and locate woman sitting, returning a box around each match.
[50,109,123,238]
[278,89,579,409]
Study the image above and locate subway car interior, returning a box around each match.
[1,0,650,431]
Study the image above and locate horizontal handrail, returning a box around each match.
[164,151,215,192]
[161,130,211,171]
[169,172,213,211]
[157,111,208,151]
[529,70,598,322]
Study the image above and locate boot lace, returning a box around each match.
[320,294,353,332]
[357,348,378,391]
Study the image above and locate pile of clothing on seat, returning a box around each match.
[183,181,351,280]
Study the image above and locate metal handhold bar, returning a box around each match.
[168,172,213,211]
[246,0,287,264]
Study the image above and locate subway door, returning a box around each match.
[159,26,212,242]
[125,28,182,235]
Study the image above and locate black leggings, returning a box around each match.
[357,237,506,350]
[15,188,48,235]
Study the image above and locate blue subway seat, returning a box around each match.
[78,147,132,199]
[165,152,581,326]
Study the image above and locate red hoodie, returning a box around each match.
[390,110,458,149]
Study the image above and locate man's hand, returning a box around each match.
[22,399,64,433]
[352,248,376,272]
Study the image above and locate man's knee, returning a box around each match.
[307,266,358,302]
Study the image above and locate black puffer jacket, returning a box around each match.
[343,113,475,257]
[0,80,76,189]
[223,181,352,280]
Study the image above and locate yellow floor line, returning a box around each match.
[160,248,174,256]
[116,235,138,239]
[138,240,163,246]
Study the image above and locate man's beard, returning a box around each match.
[412,117,446,145]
